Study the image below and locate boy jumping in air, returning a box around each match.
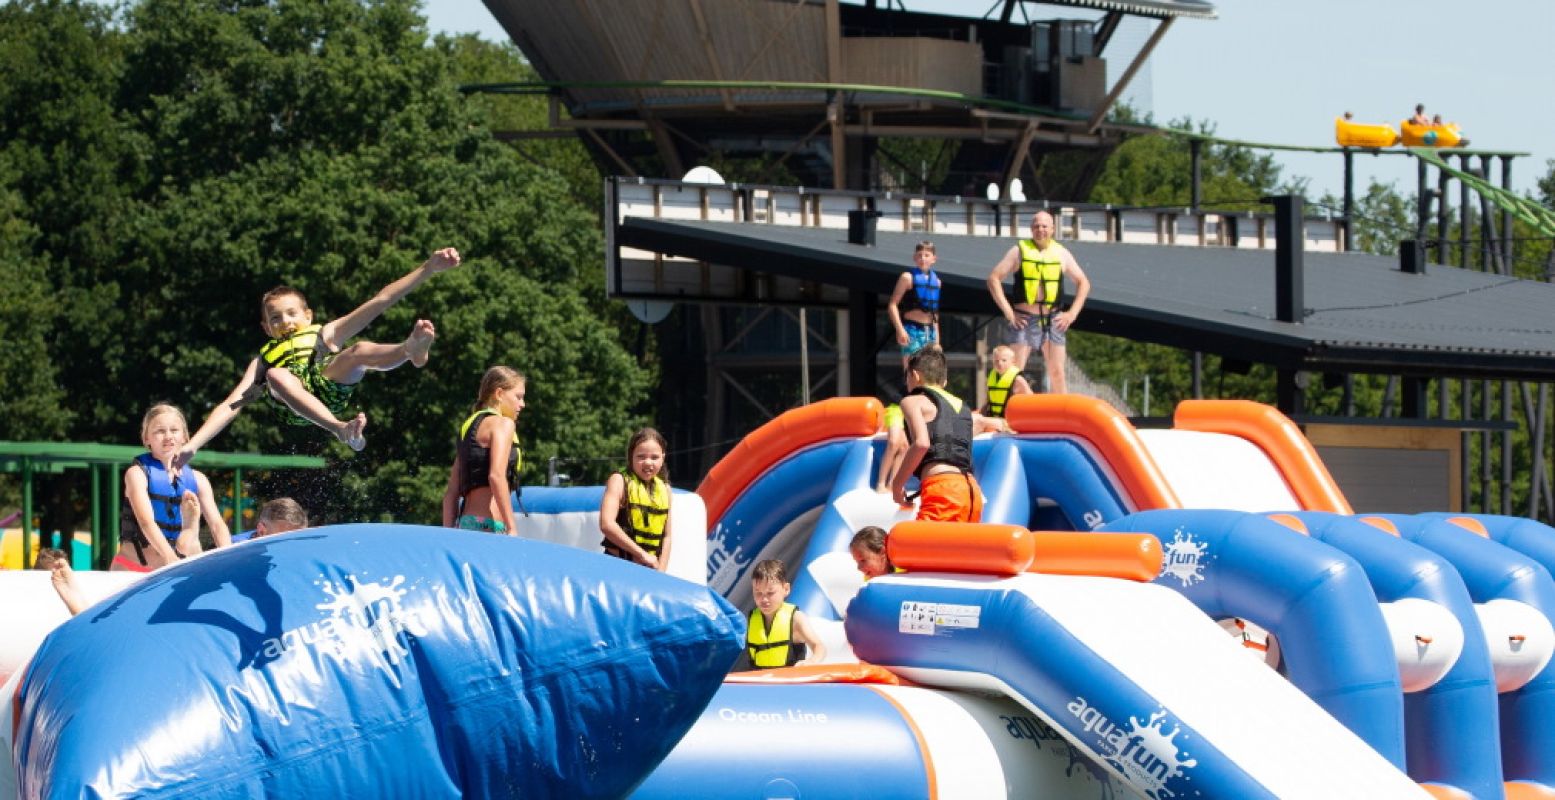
[177,248,461,466]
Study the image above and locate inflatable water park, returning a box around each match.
[8,393,1555,798]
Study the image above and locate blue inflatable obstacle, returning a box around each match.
[14,525,744,799]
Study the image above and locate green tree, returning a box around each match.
[0,0,651,526]
[1089,118,1305,211]
[1318,180,1413,256]
[1072,118,1308,413]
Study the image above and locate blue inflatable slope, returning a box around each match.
[15,525,744,799]
[845,571,1426,798]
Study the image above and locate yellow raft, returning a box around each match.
[1335,117,1399,148]
[1400,119,1468,148]
[1336,116,1468,148]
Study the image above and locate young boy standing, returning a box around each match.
[177,248,461,466]
[886,241,942,373]
[892,347,983,523]
[745,559,827,669]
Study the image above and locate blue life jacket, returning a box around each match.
[901,269,941,320]
[120,453,198,550]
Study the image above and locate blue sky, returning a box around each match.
[425,0,1554,200]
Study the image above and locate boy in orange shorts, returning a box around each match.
[891,347,983,522]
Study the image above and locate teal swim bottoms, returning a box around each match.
[457,515,509,534]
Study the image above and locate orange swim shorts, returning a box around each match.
[916,471,983,523]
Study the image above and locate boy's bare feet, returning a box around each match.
[405,319,436,368]
[52,563,89,616]
[337,413,368,451]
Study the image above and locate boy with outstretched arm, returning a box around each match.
[177,248,461,467]
[892,346,984,523]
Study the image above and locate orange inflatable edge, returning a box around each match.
[725,661,906,686]
[697,397,883,527]
[1174,400,1353,515]
[1004,394,1180,511]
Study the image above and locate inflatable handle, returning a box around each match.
[888,522,1035,575]
[697,397,882,527]
[1004,394,1180,511]
[1174,400,1353,514]
[1030,532,1163,582]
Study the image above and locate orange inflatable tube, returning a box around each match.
[886,522,1163,582]
[724,661,904,685]
[696,397,883,526]
[1173,400,1353,515]
[888,522,1035,575]
[1029,532,1163,583]
[1004,394,1180,511]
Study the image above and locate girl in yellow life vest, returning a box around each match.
[600,427,673,571]
[442,366,525,535]
[746,559,827,669]
[983,344,1032,419]
[849,526,900,580]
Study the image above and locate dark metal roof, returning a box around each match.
[618,217,1555,380]
[1032,0,1217,19]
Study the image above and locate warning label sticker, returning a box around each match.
[899,601,981,635]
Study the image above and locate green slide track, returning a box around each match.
[1410,147,1555,238]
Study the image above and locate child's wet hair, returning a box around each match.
[850,526,888,556]
[914,240,936,254]
[260,286,309,315]
[475,366,526,410]
[257,497,309,533]
[627,427,669,483]
[140,403,188,441]
[908,345,947,385]
[751,558,790,584]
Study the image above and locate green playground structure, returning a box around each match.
[0,442,324,569]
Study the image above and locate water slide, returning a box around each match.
[687,398,1430,797]
[1104,397,1555,798]
[845,525,1425,798]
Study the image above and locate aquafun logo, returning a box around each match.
[257,574,428,674]
[1160,527,1210,587]
[1067,696,1197,799]
[706,528,753,596]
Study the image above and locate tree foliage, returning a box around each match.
[0,0,651,526]
[1089,118,1306,211]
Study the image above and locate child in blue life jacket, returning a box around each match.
[887,240,942,373]
[176,248,461,466]
[117,404,230,572]
[745,559,827,669]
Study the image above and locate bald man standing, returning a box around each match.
[985,210,1091,394]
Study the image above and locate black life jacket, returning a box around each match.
[456,408,521,496]
[907,386,973,477]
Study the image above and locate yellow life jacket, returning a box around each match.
[747,603,801,668]
[882,403,903,431]
[1015,239,1067,308]
[259,323,324,373]
[619,472,670,557]
[986,366,1021,418]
